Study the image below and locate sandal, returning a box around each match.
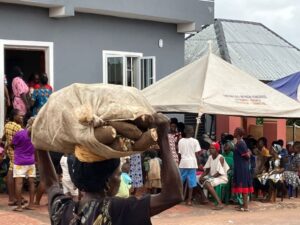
[8,201,17,206]
[8,200,27,206]
[236,207,249,212]
[12,207,23,212]
[24,206,35,210]
[22,199,28,204]
[186,201,193,206]
[212,205,224,210]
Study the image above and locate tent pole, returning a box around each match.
[293,123,295,142]
[194,114,202,138]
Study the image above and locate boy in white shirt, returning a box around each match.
[178,126,201,206]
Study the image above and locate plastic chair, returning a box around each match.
[213,175,232,205]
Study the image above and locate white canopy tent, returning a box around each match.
[142,53,300,136]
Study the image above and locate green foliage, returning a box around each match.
[256,118,264,125]
[287,119,300,126]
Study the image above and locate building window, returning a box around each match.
[141,57,155,89]
[103,51,155,89]
[107,57,123,85]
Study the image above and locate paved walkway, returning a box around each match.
[0,193,299,225]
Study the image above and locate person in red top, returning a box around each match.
[28,73,40,90]
[40,73,53,91]
[28,73,53,92]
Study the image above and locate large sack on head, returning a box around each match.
[31,83,156,159]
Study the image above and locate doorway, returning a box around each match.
[0,39,54,135]
[5,49,45,86]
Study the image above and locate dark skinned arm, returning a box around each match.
[4,86,11,107]
[36,150,58,189]
[150,113,183,216]
[200,168,210,181]
[241,151,251,159]
[20,93,30,111]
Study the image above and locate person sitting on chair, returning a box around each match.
[199,142,229,210]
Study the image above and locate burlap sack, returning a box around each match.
[31,83,155,159]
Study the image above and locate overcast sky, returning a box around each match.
[215,0,300,48]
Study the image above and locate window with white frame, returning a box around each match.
[141,57,155,89]
[103,51,155,89]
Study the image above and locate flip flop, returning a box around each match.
[8,201,17,206]
[8,200,27,206]
[24,206,35,210]
[212,205,224,210]
[12,207,23,212]
[236,207,249,212]
[21,198,28,204]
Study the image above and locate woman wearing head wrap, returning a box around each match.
[37,113,183,225]
[221,140,234,203]
[222,141,234,170]
[199,142,229,210]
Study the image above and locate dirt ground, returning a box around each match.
[0,193,299,225]
[152,199,300,225]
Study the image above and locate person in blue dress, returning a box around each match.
[232,127,253,212]
[31,75,52,116]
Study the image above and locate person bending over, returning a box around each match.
[37,113,183,225]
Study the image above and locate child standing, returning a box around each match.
[2,109,23,205]
[116,161,132,198]
[178,126,201,206]
[12,128,36,211]
[145,151,162,194]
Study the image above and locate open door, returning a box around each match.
[0,40,53,135]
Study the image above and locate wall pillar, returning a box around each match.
[216,115,242,140]
[263,119,286,148]
[243,117,257,134]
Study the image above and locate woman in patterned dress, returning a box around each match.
[130,154,144,193]
[11,67,30,116]
[31,75,52,116]
[283,142,300,189]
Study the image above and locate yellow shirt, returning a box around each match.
[261,147,271,157]
[116,173,132,198]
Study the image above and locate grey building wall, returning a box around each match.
[0,3,184,90]
[0,0,214,31]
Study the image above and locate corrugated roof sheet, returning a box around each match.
[185,19,300,81]
[185,24,221,64]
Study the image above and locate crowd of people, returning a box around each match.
[174,124,300,211]
[1,66,52,211]
[110,119,299,212]
[0,68,299,222]
[4,66,53,121]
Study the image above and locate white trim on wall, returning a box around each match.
[0,39,54,135]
